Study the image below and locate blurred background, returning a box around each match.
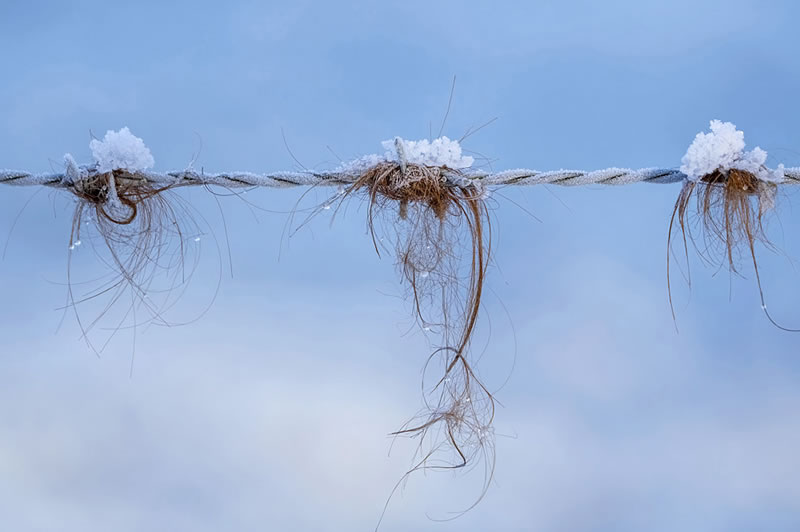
[1,1,800,530]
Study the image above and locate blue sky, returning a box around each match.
[2,1,800,531]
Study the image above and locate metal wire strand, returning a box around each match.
[2,166,800,190]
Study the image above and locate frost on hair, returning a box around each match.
[321,137,498,524]
[62,133,214,358]
[669,121,796,330]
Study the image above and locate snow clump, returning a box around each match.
[340,136,474,173]
[681,120,783,183]
[382,136,474,169]
[90,127,155,173]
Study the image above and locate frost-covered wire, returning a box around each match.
[3,122,800,191]
[4,166,800,191]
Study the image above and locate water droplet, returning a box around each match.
[422,326,431,332]
[323,203,332,210]
[194,237,201,242]
[74,240,81,247]
[420,271,429,278]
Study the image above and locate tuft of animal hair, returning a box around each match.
[65,166,208,356]
[667,168,795,330]
[337,160,496,523]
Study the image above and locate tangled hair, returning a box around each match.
[66,168,209,357]
[338,161,495,522]
[668,168,795,329]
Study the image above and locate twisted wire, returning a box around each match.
[2,166,800,190]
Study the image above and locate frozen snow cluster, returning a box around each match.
[341,136,474,172]
[382,136,474,169]
[681,120,783,183]
[89,127,155,173]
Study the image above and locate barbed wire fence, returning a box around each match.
[2,124,798,529]
[3,165,800,190]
